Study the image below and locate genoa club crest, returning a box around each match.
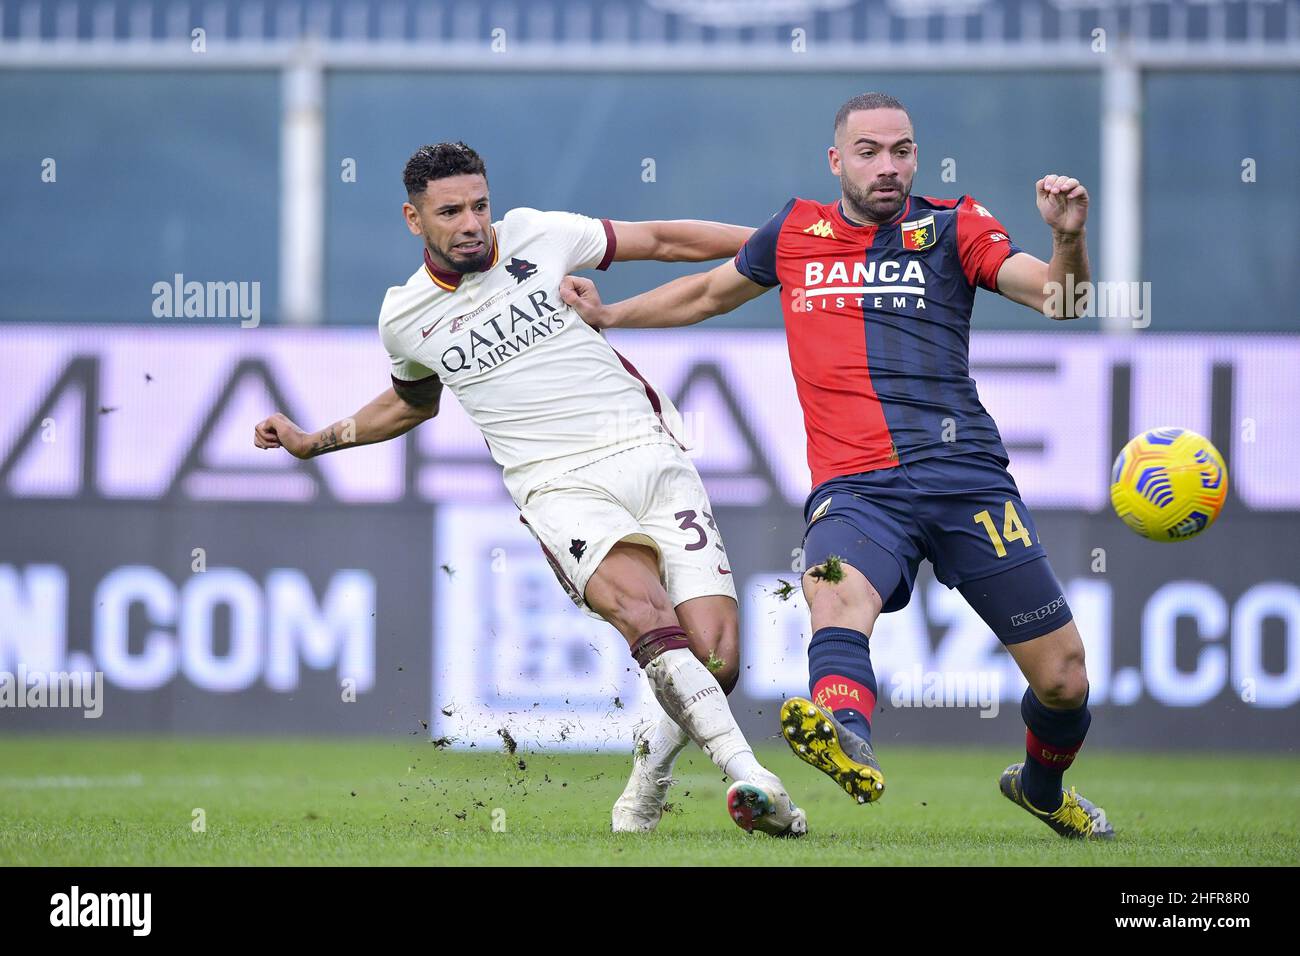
[900,214,936,251]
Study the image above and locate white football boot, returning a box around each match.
[611,718,686,833]
[726,771,808,838]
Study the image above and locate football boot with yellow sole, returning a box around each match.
[779,697,885,805]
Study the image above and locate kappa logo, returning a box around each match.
[505,257,538,284]
[803,219,836,239]
[1010,593,1066,627]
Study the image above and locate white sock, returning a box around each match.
[644,648,767,783]
[642,707,690,780]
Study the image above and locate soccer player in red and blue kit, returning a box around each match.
[561,92,1114,839]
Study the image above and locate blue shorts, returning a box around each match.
[802,452,1072,645]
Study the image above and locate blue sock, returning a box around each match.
[1020,686,1091,813]
[807,627,877,743]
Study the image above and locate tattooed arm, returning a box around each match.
[254,378,441,460]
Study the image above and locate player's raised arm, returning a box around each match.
[608,220,754,263]
[995,174,1092,319]
[562,200,785,328]
[561,260,769,330]
[253,378,441,459]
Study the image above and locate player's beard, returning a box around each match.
[447,245,492,274]
[428,233,492,274]
[842,175,910,224]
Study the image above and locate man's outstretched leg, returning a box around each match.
[780,549,891,804]
[777,473,929,804]
[1000,620,1114,840]
[587,542,805,837]
[611,594,739,833]
[958,558,1114,840]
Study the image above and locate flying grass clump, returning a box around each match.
[771,579,797,601]
[497,727,518,755]
[808,554,845,584]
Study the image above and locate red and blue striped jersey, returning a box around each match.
[735,194,1023,489]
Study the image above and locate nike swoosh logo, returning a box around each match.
[421,323,437,339]
[717,565,732,575]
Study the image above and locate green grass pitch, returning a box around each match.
[1,737,1297,866]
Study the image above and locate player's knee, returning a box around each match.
[676,596,740,692]
[1037,647,1089,709]
[683,616,739,693]
[803,568,881,630]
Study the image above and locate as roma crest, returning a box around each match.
[900,214,937,251]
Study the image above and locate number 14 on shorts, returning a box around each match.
[973,500,1038,557]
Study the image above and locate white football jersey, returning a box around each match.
[378,207,686,504]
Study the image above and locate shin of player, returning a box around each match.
[1005,619,1092,813]
[782,550,887,803]
[629,596,740,796]
[587,543,804,836]
[802,551,888,745]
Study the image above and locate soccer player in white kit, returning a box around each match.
[253,142,804,837]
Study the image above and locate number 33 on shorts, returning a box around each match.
[674,508,719,553]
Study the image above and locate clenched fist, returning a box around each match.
[1036,174,1089,238]
[559,274,609,328]
[253,412,313,459]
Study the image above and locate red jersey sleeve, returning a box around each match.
[955,196,1022,292]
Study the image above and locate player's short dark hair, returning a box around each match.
[833,93,911,136]
[403,142,488,197]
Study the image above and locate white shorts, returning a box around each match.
[518,441,738,619]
